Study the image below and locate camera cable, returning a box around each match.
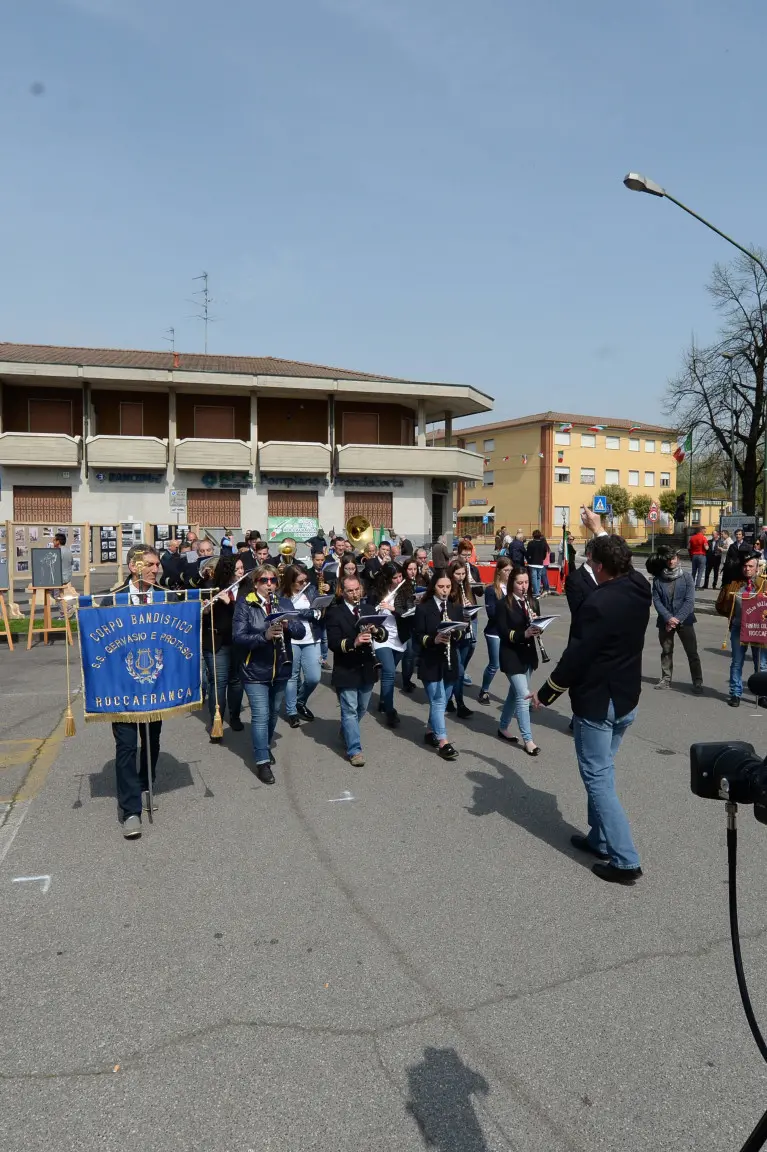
[726,805,767,1064]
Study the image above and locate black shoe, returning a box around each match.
[424,732,440,748]
[692,683,704,696]
[229,715,244,732]
[438,742,459,761]
[386,709,400,728]
[570,833,609,861]
[592,862,642,885]
[402,681,416,694]
[456,704,474,719]
[296,704,314,721]
[759,697,767,709]
[728,695,741,707]
[269,751,276,765]
[288,715,301,729]
[256,762,275,785]
[446,698,456,713]
[477,691,491,704]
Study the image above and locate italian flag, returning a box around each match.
[673,433,692,464]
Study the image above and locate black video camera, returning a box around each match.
[690,673,767,822]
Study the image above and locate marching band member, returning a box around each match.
[182,538,215,587]
[494,567,541,756]
[413,571,464,761]
[281,564,323,728]
[232,564,305,784]
[477,558,512,704]
[325,573,386,766]
[307,548,332,668]
[369,562,406,727]
[393,557,419,694]
[108,544,175,839]
[200,556,245,742]
[444,559,476,719]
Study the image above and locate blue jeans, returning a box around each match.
[401,637,415,686]
[729,624,767,698]
[338,685,374,755]
[447,637,475,703]
[529,567,543,597]
[499,670,533,742]
[203,646,244,723]
[376,646,403,712]
[424,679,448,741]
[243,681,286,765]
[573,702,639,870]
[320,626,329,662]
[481,633,501,693]
[691,555,705,588]
[285,641,322,715]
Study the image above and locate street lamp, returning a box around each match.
[721,352,738,511]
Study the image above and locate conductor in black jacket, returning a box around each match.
[325,573,386,767]
[564,537,598,640]
[533,511,651,885]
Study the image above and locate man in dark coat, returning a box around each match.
[533,512,650,886]
[324,573,386,766]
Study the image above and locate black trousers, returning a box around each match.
[112,720,162,820]
[704,554,721,588]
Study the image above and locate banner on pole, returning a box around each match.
[740,593,767,647]
[77,594,203,722]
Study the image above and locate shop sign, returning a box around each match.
[200,472,253,489]
[468,498,489,506]
[261,475,325,488]
[266,516,319,543]
[94,472,165,484]
[342,476,404,488]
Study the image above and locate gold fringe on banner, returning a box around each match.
[208,596,224,738]
[82,699,203,725]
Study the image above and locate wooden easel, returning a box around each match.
[0,590,13,650]
[27,588,73,649]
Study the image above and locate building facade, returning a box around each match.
[444,411,678,539]
[0,343,492,551]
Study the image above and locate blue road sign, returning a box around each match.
[593,494,608,514]
[482,515,489,524]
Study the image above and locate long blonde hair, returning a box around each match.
[493,558,512,597]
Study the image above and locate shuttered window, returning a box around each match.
[120,402,144,435]
[13,486,72,522]
[186,489,241,527]
[194,406,235,438]
[341,412,379,444]
[28,399,73,435]
[267,490,319,518]
[344,491,392,529]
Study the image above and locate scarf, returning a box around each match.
[662,566,683,581]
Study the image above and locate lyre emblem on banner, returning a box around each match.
[125,648,164,685]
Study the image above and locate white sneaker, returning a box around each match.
[122,814,142,838]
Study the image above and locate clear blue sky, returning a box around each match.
[1,0,765,425]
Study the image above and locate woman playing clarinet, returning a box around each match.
[494,566,541,756]
[444,558,477,719]
[413,571,465,761]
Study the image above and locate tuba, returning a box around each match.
[278,540,296,569]
[346,516,375,550]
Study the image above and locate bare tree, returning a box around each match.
[664,251,767,515]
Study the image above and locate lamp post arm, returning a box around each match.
[663,192,767,281]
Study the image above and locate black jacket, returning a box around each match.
[483,584,503,636]
[565,563,598,640]
[508,538,526,567]
[201,584,237,651]
[723,541,751,585]
[393,582,417,642]
[412,597,464,683]
[159,550,184,589]
[495,595,539,677]
[538,568,651,721]
[232,593,306,683]
[525,538,549,567]
[325,601,386,690]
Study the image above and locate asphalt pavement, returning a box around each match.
[2,599,767,1152]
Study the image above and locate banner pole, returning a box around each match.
[143,721,154,824]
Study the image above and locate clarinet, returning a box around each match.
[270,590,290,665]
[441,597,452,671]
[525,595,550,663]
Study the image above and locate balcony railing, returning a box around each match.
[86,435,168,469]
[258,440,331,474]
[336,443,483,481]
[0,431,82,467]
[175,437,252,470]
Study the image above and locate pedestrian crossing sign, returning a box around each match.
[593,495,608,514]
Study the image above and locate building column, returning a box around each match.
[168,387,176,481]
[444,410,453,447]
[417,399,427,448]
[0,379,4,434]
[328,395,336,481]
[250,386,259,481]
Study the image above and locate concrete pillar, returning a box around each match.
[168,387,176,480]
[250,386,258,480]
[417,399,427,448]
[328,395,336,480]
[444,411,453,447]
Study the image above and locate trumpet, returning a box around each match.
[270,590,290,665]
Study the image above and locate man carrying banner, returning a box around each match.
[79,544,201,839]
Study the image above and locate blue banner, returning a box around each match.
[78,594,203,722]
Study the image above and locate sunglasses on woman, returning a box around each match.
[258,576,278,584]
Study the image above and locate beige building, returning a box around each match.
[440,411,679,539]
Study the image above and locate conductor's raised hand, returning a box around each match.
[580,505,603,536]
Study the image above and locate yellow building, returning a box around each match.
[441,411,679,540]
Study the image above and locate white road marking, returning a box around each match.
[327,791,355,803]
[11,874,51,894]
[0,801,30,866]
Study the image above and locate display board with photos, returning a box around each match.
[11,524,83,577]
[151,524,190,550]
[0,557,8,591]
[98,525,119,564]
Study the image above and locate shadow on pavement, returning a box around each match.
[464,751,588,866]
[405,1046,491,1152]
[87,752,195,801]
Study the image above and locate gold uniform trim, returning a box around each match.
[547,676,566,693]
